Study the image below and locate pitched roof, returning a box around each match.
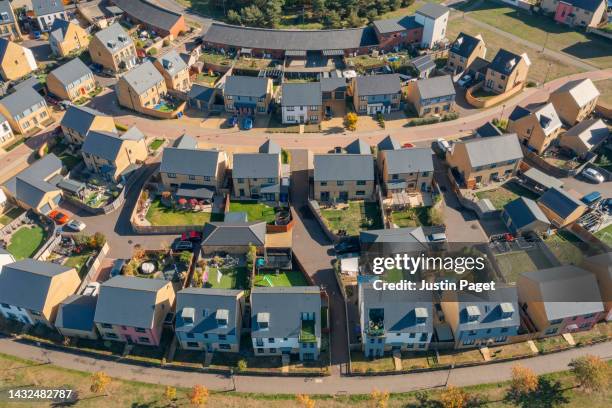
[410,54,436,73]
[355,74,401,96]
[551,78,600,108]
[0,86,45,118]
[174,134,198,149]
[415,75,455,99]
[503,197,549,229]
[112,0,183,32]
[476,121,503,138]
[320,77,347,93]
[48,58,92,87]
[461,133,523,168]
[56,294,97,332]
[377,135,401,151]
[259,139,281,154]
[384,147,434,174]
[508,105,531,122]
[32,0,65,16]
[450,32,483,59]
[49,18,71,43]
[0,259,75,312]
[82,130,125,161]
[120,61,164,94]
[562,118,609,150]
[202,221,266,247]
[0,1,16,24]
[4,154,62,208]
[488,49,530,75]
[360,227,427,244]
[454,286,520,332]
[538,187,584,218]
[93,23,133,54]
[233,152,279,179]
[175,288,243,335]
[563,0,606,12]
[224,75,269,98]
[281,82,321,106]
[345,138,370,155]
[160,146,221,177]
[60,105,111,136]
[416,3,449,19]
[313,154,374,181]
[251,286,321,339]
[94,276,171,328]
[372,15,421,34]
[155,49,187,76]
[522,167,564,190]
[533,103,562,136]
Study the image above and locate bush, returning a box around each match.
[163,38,170,47]
[147,47,158,56]
[376,112,385,128]
[526,81,537,88]
[237,359,247,372]
[345,112,358,131]
[115,123,128,131]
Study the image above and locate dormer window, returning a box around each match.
[181,307,195,325]
[257,312,270,330]
[466,305,480,322]
[415,307,428,324]
[500,303,514,319]
[216,309,229,327]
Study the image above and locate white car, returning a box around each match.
[582,168,604,183]
[437,138,451,153]
[457,74,473,87]
[82,282,100,296]
[66,219,86,231]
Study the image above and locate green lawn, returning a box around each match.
[595,224,612,247]
[475,182,539,210]
[195,73,219,86]
[253,270,309,287]
[391,206,441,227]
[148,139,164,151]
[320,201,383,236]
[228,201,276,223]
[204,266,248,289]
[544,230,584,265]
[0,207,24,226]
[7,225,45,260]
[494,250,554,283]
[145,199,223,226]
[199,51,233,66]
[64,251,93,278]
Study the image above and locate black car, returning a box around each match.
[334,239,360,255]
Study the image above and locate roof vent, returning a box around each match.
[107,41,115,48]
[118,35,127,42]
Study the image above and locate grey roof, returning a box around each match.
[4,154,62,208]
[48,58,93,88]
[563,0,605,12]
[313,154,374,181]
[551,78,600,108]
[121,126,145,141]
[520,266,604,320]
[60,105,110,136]
[377,135,401,151]
[476,121,503,138]
[372,16,421,34]
[503,197,549,229]
[175,288,243,335]
[360,227,427,244]
[233,153,279,179]
[155,49,187,76]
[411,54,436,73]
[120,61,164,94]
[383,147,434,174]
[461,133,523,168]
[112,0,183,32]
[522,167,564,190]
[355,74,401,96]
[562,118,609,150]
[201,221,266,247]
[488,49,525,75]
[533,103,562,136]
[454,286,520,332]
[56,294,97,332]
[93,23,133,54]
[0,259,75,313]
[538,187,583,218]
[360,282,433,334]
[49,18,70,43]
[174,134,198,149]
[251,286,321,339]
[224,75,269,98]
[321,77,347,92]
[32,0,65,16]
[94,276,171,328]
[450,32,483,59]
[82,130,124,162]
[188,83,215,101]
[259,139,281,154]
[345,138,370,155]
[509,105,531,122]
[416,3,449,19]
[415,75,455,100]
[160,146,221,177]
[176,185,214,199]
[203,22,378,52]
[0,86,46,118]
[281,82,321,106]
[0,1,15,24]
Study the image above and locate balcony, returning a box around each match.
[299,319,317,343]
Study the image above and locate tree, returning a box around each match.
[366,9,379,23]
[347,10,362,28]
[90,232,106,250]
[240,5,266,27]
[189,385,209,406]
[370,389,389,408]
[90,371,111,394]
[147,47,158,56]
[324,10,342,28]
[509,365,538,400]
[345,112,358,131]
[296,394,315,408]
[237,359,248,372]
[570,355,609,393]
[312,0,326,19]
[227,9,241,24]
[440,386,468,408]
[264,0,284,27]
[246,243,257,270]
[164,386,177,402]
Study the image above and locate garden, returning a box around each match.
[191,254,249,289]
[494,248,554,284]
[253,269,309,287]
[45,233,106,278]
[389,205,442,228]
[199,50,234,67]
[320,201,383,236]
[0,210,52,260]
[544,230,587,266]
[123,247,193,282]
[0,207,24,228]
[142,192,223,226]
[228,200,278,224]
[474,181,539,210]
[6,224,46,260]
[594,224,612,247]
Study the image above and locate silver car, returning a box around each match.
[582,168,604,183]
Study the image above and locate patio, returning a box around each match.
[124,249,192,282]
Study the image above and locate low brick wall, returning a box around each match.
[595,102,612,119]
[465,81,524,108]
[266,217,295,233]
[140,101,187,119]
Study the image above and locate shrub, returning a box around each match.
[526,81,537,88]
[147,47,158,56]
[345,112,358,131]
[163,38,170,47]
[237,359,248,372]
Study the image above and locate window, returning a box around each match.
[320,181,327,186]
[287,106,294,111]
[186,333,195,339]
[269,348,277,353]
[309,106,318,110]
[409,333,415,339]
[257,348,264,353]
[219,343,231,350]
[135,328,146,333]
[256,338,263,347]
[237,178,244,183]
[189,175,196,180]
[356,191,365,196]
[336,181,344,186]
[501,327,508,333]
[138,337,150,343]
[545,327,558,335]
[420,333,427,341]
[0,303,9,309]
[495,336,507,343]
[167,173,176,178]
[105,332,118,339]
[356,180,366,185]
[268,338,275,343]
[310,115,318,121]
[267,178,275,183]
[416,317,426,324]
[463,339,475,345]
[101,323,112,329]
[187,341,199,347]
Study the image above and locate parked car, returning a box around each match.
[582,168,605,183]
[457,74,473,87]
[428,233,447,242]
[172,240,193,251]
[181,230,202,243]
[110,259,126,277]
[89,63,103,74]
[58,100,73,111]
[334,239,360,255]
[437,138,451,153]
[581,191,602,206]
[49,210,70,225]
[82,282,100,296]
[242,116,253,130]
[402,142,415,148]
[65,219,86,231]
[227,115,238,128]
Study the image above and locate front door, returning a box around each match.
[339,191,348,201]
[320,191,330,201]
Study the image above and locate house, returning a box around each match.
[251,286,322,361]
[116,61,168,115]
[153,50,191,93]
[371,15,423,50]
[0,38,37,81]
[0,87,51,135]
[187,84,215,112]
[483,49,530,94]
[89,23,137,73]
[223,75,273,116]
[345,138,370,155]
[49,19,89,58]
[159,135,227,199]
[314,153,375,202]
[351,74,401,115]
[31,0,67,32]
[359,282,433,357]
[378,147,434,196]
[321,77,347,118]
[175,288,245,352]
[507,103,563,154]
[201,221,266,255]
[81,127,147,182]
[377,135,401,152]
[2,154,63,213]
[518,266,604,336]
[441,286,520,348]
[502,197,550,235]
[232,144,282,202]
[582,253,612,321]
[60,105,116,146]
[409,54,436,79]
[281,82,322,124]
[46,58,96,102]
[0,259,80,326]
[446,133,523,189]
[0,248,15,272]
[475,121,503,138]
[110,0,187,39]
[447,32,486,75]
[406,75,455,117]
[414,3,449,49]
[549,78,600,125]
[0,0,22,41]
[559,118,609,158]
[94,276,175,346]
[0,113,14,148]
[55,294,99,340]
[540,0,608,28]
[537,187,586,228]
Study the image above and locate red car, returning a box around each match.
[181,231,202,242]
[48,210,70,225]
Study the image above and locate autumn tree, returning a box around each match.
[440,385,468,408]
[570,355,609,393]
[90,371,111,394]
[296,394,315,408]
[370,389,390,408]
[189,385,209,406]
[345,112,358,131]
[164,386,177,403]
[508,364,538,400]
